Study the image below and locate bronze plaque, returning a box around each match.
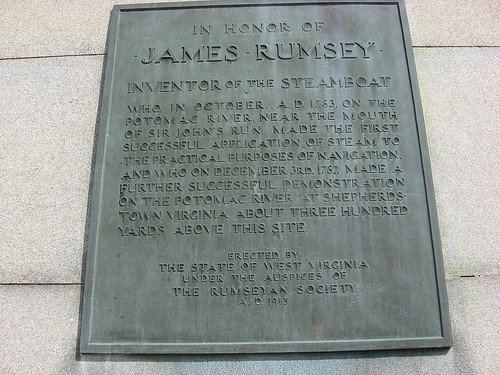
[80,0,451,354]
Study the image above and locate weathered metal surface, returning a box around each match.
[80,0,451,354]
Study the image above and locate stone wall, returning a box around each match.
[1,1,498,373]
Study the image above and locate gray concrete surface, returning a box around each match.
[415,47,500,277]
[0,0,498,59]
[0,0,499,373]
[2,48,498,284]
[0,56,102,284]
[1,278,498,374]
[406,0,500,46]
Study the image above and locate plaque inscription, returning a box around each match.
[80,0,451,354]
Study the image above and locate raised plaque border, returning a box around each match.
[80,0,452,354]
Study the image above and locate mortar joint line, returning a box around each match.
[1,46,499,61]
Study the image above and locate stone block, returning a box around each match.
[406,0,500,46]
[1,277,498,374]
[0,0,498,59]
[0,0,190,59]
[1,48,498,284]
[0,56,102,283]
[414,47,500,277]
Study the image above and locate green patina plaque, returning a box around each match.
[80,0,451,354]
